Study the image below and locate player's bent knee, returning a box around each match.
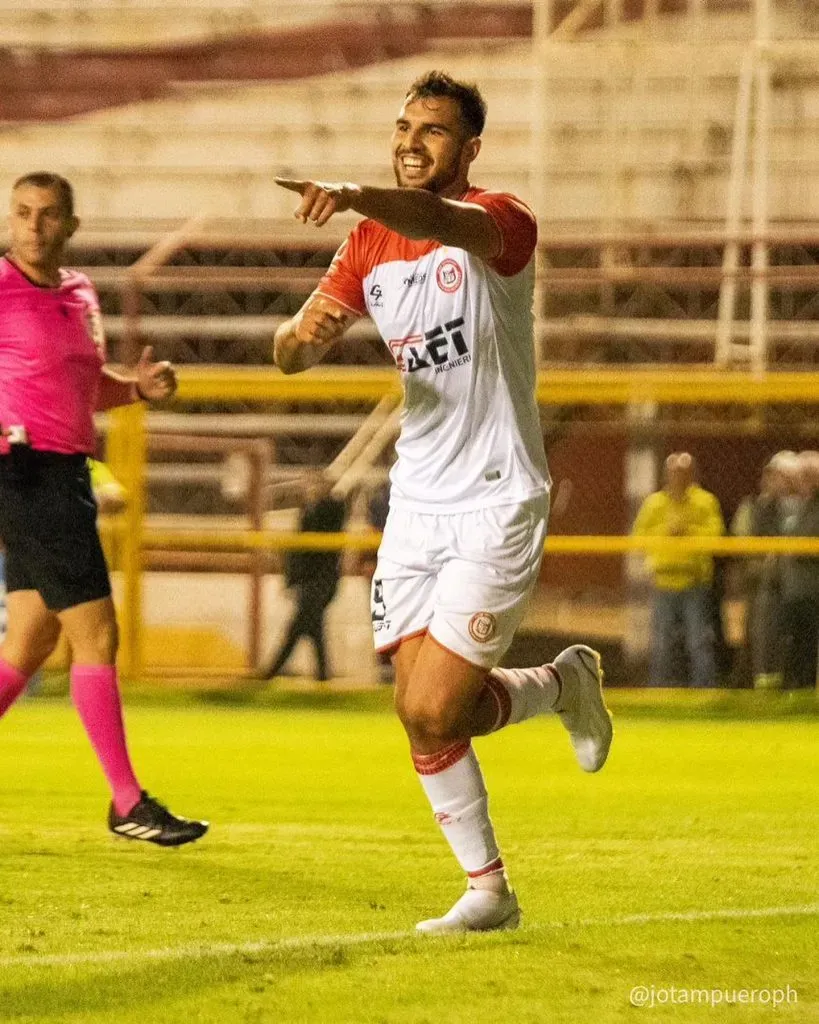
[397,698,466,746]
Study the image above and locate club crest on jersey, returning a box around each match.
[387,317,470,375]
[468,612,497,644]
[436,259,463,293]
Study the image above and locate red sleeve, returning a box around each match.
[314,228,367,316]
[469,191,537,277]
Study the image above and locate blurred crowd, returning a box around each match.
[3,453,816,690]
[731,449,819,691]
[633,450,819,689]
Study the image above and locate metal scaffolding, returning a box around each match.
[531,0,819,373]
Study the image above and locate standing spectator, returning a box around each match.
[780,451,819,689]
[258,472,346,682]
[633,452,725,687]
[731,451,800,689]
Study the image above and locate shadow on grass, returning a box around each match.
[34,672,818,720]
[0,929,469,1021]
[36,675,397,715]
[605,688,819,721]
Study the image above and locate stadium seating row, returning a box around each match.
[3,1,819,224]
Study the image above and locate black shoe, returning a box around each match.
[108,791,209,847]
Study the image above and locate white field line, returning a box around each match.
[1,903,817,971]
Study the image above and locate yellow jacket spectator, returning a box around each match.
[633,477,725,591]
[633,453,725,687]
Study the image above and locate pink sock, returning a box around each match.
[0,658,28,718]
[70,664,142,816]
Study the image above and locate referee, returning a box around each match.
[0,172,207,846]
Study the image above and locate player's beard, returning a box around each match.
[392,154,463,196]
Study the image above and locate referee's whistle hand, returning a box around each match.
[136,345,177,401]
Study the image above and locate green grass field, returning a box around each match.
[0,688,816,1023]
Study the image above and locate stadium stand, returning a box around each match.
[0,1,816,222]
[1,0,817,680]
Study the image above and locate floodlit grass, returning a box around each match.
[0,688,816,1023]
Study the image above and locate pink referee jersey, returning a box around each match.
[315,188,550,512]
[0,256,133,456]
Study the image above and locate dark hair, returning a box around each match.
[12,172,75,217]
[405,71,487,137]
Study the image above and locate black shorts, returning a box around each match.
[0,452,111,612]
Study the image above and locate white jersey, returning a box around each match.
[315,187,550,513]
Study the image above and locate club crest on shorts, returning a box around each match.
[468,611,497,643]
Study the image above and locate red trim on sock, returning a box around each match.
[483,673,513,732]
[374,627,428,657]
[412,740,471,776]
[468,856,505,878]
[545,663,563,706]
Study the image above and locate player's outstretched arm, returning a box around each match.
[275,179,501,263]
[274,294,356,375]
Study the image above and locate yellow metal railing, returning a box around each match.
[106,366,819,678]
[174,366,819,405]
[141,530,819,557]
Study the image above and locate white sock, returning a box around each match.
[483,664,561,732]
[412,741,505,880]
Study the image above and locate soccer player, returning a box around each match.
[274,72,612,932]
[0,172,208,846]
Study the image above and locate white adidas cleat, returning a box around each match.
[416,887,521,935]
[552,645,613,773]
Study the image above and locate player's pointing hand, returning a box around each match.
[275,178,360,227]
[135,345,177,401]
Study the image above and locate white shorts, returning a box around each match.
[371,494,549,670]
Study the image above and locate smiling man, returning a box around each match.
[274,72,613,933]
[0,172,208,846]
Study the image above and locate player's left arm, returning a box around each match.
[275,179,503,263]
[97,346,177,409]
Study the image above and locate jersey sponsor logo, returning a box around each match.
[387,317,470,375]
[402,271,427,288]
[436,258,463,293]
[369,283,384,308]
[468,611,497,644]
